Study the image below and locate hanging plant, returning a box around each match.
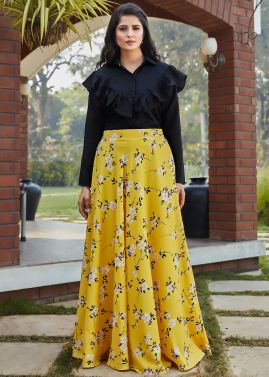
[0,0,116,49]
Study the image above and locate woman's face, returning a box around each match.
[115,15,144,52]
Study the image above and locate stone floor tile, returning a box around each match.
[208,280,269,292]
[217,316,269,338]
[226,346,269,377]
[0,314,76,336]
[0,342,63,376]
[210,295,269,311]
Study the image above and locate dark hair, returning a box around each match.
[96,2,161,69]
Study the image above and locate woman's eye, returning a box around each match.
[119,27,140,30]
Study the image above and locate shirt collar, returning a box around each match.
[108,55,157,67]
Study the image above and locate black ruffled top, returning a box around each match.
[79,55,188,187]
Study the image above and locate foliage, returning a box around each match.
[256,0,269,166]
[257,164,269,226]
[28,159,78,186]
[0,0,114,49]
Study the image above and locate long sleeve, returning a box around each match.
[78,91,105,187]
[162,86,186,184]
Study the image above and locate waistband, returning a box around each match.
[103,128,164,140]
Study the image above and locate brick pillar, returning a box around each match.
[20,76,28,179]
[0,11,21,266]
[208,6,257,241]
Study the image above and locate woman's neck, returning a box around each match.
[119,49,144,66]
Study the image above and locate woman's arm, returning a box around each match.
[79,91,105,187]
[162,86,185,185]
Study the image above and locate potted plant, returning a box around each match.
[0,0,116,49]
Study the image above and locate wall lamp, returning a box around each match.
[20,83,29,105]
[199,37,226,72]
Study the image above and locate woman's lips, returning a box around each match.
[126,41,135,44]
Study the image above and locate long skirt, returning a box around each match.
[72,128,212,375]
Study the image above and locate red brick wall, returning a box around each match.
[0,0,259,272]
[0,11,21,266]
[0,281,80,305]
[208,2,257,241]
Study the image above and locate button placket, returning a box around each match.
[117,62,145,128]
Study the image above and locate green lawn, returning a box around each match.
[36,186,83,222]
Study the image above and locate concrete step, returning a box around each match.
[0,342,63,376]
[0,314,76,337]
[208,280,269,292]
[210,295,269,311]
[226,346,269,377]
[217,316,269,338]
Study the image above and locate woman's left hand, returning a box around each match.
[176,183,185,209]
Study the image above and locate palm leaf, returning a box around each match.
[21,0,32,43]
[44,7,49,35]
[40,0,46,42]
[0,0,116,48]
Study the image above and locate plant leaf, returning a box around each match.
[21,0,32,43]
[40,0,45,42]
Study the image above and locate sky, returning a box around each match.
[47,33,103,93]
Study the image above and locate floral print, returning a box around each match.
[72,128,212,375]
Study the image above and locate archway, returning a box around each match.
[0,1,260,276]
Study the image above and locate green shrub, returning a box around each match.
[28,159,79,186]
[257,165,269,226]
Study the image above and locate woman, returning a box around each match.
[72,2,212,375]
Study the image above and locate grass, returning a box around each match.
[46,343,81,377]
[260,255,269,275]
[0,297,76,316]
[0,335,71,343]
[36,186,83,222]
[224,336,269,347]
[258,225,269,232]
[215,309,269,317]
[210,291,269,296]
[199,269,268,281]
[195,273,233,377]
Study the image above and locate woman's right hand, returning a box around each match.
[78,186,91,220]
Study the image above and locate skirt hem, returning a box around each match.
[71,348,208,375]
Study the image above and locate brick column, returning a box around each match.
[0,11,21,266]
[208,9,257,241]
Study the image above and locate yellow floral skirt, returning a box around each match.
[72,128,212,375]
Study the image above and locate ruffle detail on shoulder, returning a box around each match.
[160,64,188,94]
[82,65,188,118]
[82,70,134,117]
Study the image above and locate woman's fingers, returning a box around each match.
[78,193,91,220]
[180,187,185,208]
[176,184,185,209]
[78,199,87,220]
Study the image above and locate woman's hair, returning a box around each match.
[96,2,161,68]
